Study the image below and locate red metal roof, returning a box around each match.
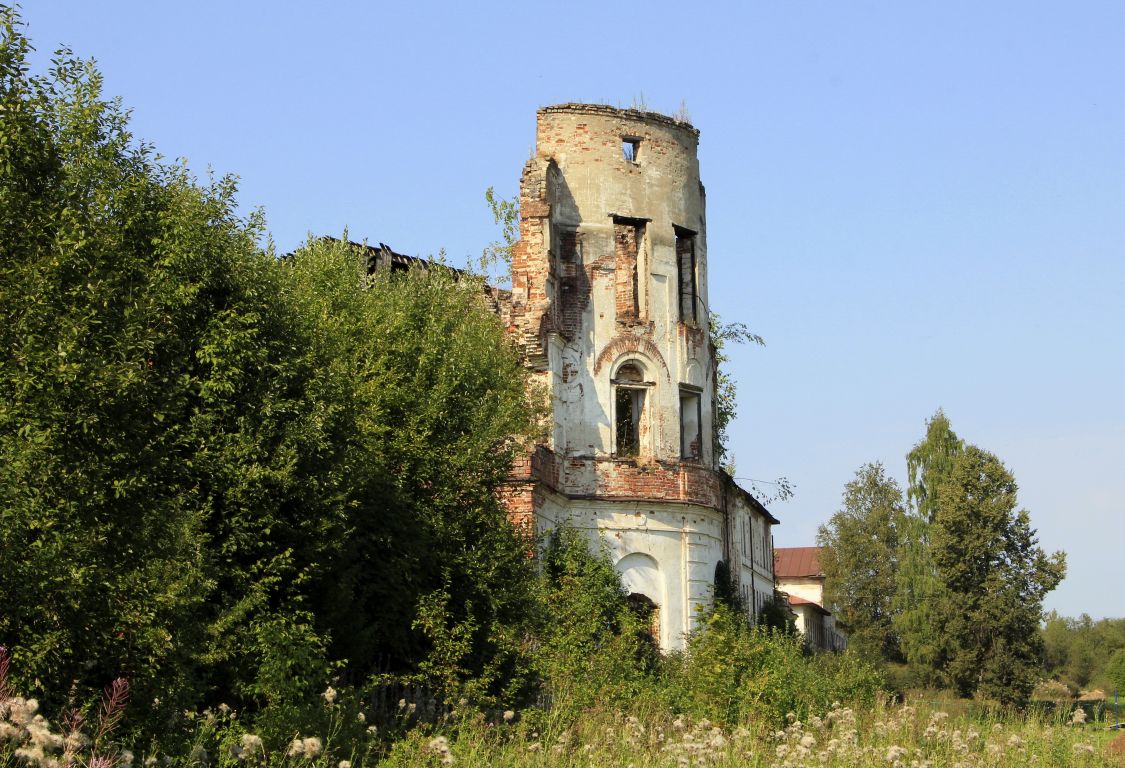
[774,546,823,578]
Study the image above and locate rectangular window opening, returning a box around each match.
[675,227,698,324]
[615,386,645,456]
[613,217,645,322]
[680,388,702,459]
[622,137,640,163]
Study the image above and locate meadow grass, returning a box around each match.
[2,683,1121,768]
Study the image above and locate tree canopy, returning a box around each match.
[827,411,1068,704]
[817,463,905,662]
[0,10,541,737]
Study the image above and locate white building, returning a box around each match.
[774,547,847,652]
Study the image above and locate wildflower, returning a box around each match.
[301,738,322,759]
[1070,707,1087,725]
[120,750,135,767]
[338,762,351,768]
[503,710,515,723]
[397,698,406,710]
[16,746,47,766]
[800,734,817,749]
[776,744,790,759]
[288,740,305,758]
[144,757,158,767]
[218,703,231,715]
[8,697,39,726]
[427,735,454,765]
[238,734,263,759]
[322,687,337,705]
[366,725,377,735]
[1007,734,1023,748]
[886,745,908,763]
[356,712,366,723]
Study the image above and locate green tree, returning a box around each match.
[0,8,278,718]
[930,445,1066,705]
[817,462,905,661]
[893,409,963,682]
[279,238,542,706]
[1108,648,1125,695]
[1041,612,1125,692]
[0,11,542,738]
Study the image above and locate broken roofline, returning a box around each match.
[315,236,514,300]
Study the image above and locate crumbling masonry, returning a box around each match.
[499,104,778,651]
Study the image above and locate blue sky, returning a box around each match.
[20,1,1125,619]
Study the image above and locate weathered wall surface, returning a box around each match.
[510,104,714,469]
[534,488,725,650]
[502,104,776,652]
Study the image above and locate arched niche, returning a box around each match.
[615,551,662,608]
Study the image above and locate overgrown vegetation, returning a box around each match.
[818,411,1073,706]
[3,9,1117,767]
[1041,612,1125,694]
[0,7,540,745]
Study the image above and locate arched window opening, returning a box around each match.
[612,361,649,457]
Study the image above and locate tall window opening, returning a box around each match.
[675,226,698,324]
[680,388,702,460]
[626,592,660,646]
[614,362,647,457]
[613,218,646,323]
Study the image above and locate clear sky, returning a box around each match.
[20,1,1125,619]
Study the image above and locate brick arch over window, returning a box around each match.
[593,336,671,382]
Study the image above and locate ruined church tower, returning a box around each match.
[503,104,777,650]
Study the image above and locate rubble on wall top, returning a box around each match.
[539,103,700,137]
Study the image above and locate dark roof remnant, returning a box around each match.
[321,237,456,276]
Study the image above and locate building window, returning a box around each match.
[675,226,698,324]
[680,388,702,459]
[614,362,648,457]
[622,137,640,163]
[613,217,646,323]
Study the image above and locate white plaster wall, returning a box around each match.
[535,488,725,651]
[778,578,824,607]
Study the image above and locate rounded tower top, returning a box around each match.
[538,103,699,140]
[533,102,704,237]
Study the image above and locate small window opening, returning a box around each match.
[680,389,702,459]
[622,137,640,163]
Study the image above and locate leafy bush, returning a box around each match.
[529,528,661,719]
[662,602,883,726]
